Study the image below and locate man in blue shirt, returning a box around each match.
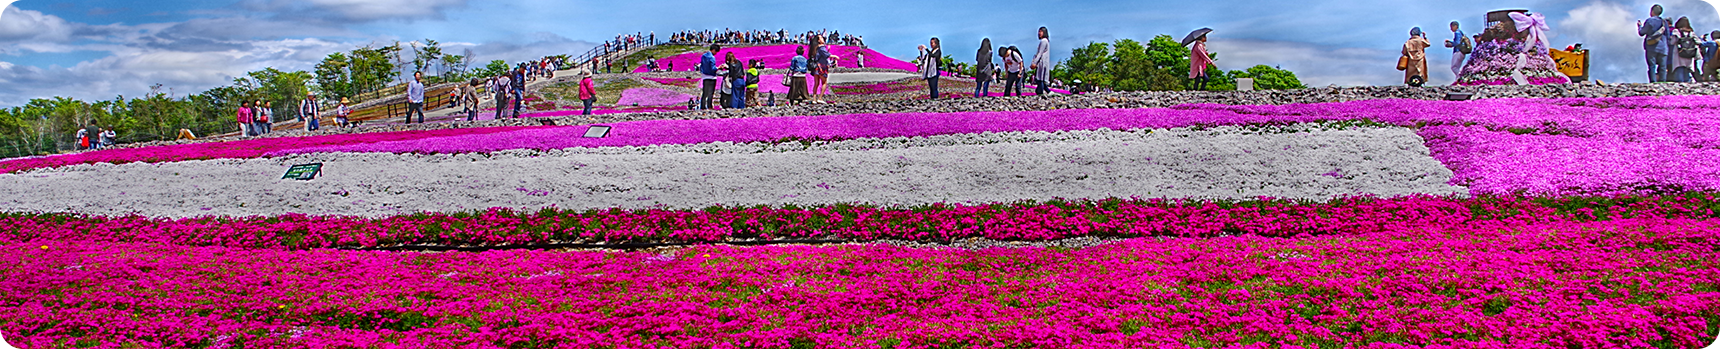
[698,44,720,110]
[1444,21,1467,81]
[1639,4,1670,82]
[405,71,425,123]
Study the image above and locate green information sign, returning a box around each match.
[282,163,323,180]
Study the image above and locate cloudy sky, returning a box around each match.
[0,0,1716,107]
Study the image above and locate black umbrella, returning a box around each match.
[1181,28,1213,46]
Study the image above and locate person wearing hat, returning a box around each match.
[577,70,597,115]
[1402,27,1432,87]
[1189,31,1213,91]
[299,92,321,131]
[335,98,352,128]
[1638,4,1671,82]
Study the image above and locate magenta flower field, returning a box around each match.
[5,94,1720,348]
[5,217,1716,348]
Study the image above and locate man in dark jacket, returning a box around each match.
[699,44,720,110]
[511,68,527,118]
[1638,4,1670,82]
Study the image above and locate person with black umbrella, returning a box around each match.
[1183,28,1214,91]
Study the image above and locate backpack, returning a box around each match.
[1678,35,1700,59]
[1457,36,1474,54]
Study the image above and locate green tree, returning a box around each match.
[314,52,353,100]
[1053,41,1111,88]
[1238,65,1307,90]
[478,60,510,78]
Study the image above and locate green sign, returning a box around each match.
[282,163,323,180]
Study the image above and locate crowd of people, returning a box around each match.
[1639,4,1720,83]
[74,123,114,151]
[669,29,863,47]
[922,27,1056,99]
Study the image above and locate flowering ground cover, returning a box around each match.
[634,45,918,73]
[615,88,695,106]
[3,193,1718,250]
[4,217,1717,348]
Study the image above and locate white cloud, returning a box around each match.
[0,6,75,43]
[1208,39,1403,87]
[1561,1,1655,83]
[304,0,469,21]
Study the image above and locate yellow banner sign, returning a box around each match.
[1549,49,1587,78]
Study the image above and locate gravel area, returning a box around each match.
[111,83,1720,150]
[0,125,1463,218]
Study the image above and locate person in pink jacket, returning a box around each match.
[578,70,598,115]
[1189,33,1214,91]
[235,101,254,137]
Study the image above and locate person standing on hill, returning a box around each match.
[406,71,426,123]
[494,73,511,120]
[1672,17,1698,82]
[975,38,994,97]
[254,100,271,135]
[699,44,721,110]
[511,67,527,118]
[1032,27,1052,96]
[726,52,747,109]
[1444,21,1469,81]
[300,92,321,131]
[1401,27,1432,87]
[811,36,832,103]
[578,70,598,115]
[1003,46,1025,96]
[1190,32,1213,91]
[1639,5,1670,82]
[918,38,943,99]
[461,80,479,121]
[236,101,253,137]
[745,59,761,107]
[789,46,810,105]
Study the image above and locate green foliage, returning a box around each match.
[1049,35,1306,92]
[478,60,511,78]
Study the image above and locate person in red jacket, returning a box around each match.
[578,70,597,115]
[236,101,254,137]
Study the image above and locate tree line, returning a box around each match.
[927,35,1306,92]
[0,39,533,159]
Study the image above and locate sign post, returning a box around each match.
[282,163,323,180]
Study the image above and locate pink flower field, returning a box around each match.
[6,94,1720,348]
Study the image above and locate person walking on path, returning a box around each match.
[494,74,511,120]
[406,71,426,123]
[975,38,994,97]
[578,71,598,115]
[336,98,351,128]
[300,92,321,131]
[1031,27,1052,96]
[1639,5,1671,82]
[1189,32,1214,91]
[1401,27,1432,87]
[699,44,721,110]
[461,80,479,121]
[1444,21,1469,81]
[236,101,253,137]
[726,52,747,109]
[918,38,943,99]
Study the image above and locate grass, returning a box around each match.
[537,77,647,106]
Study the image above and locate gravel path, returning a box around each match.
[0,125,1463,218]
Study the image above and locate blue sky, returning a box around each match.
[0,0,1716,107]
